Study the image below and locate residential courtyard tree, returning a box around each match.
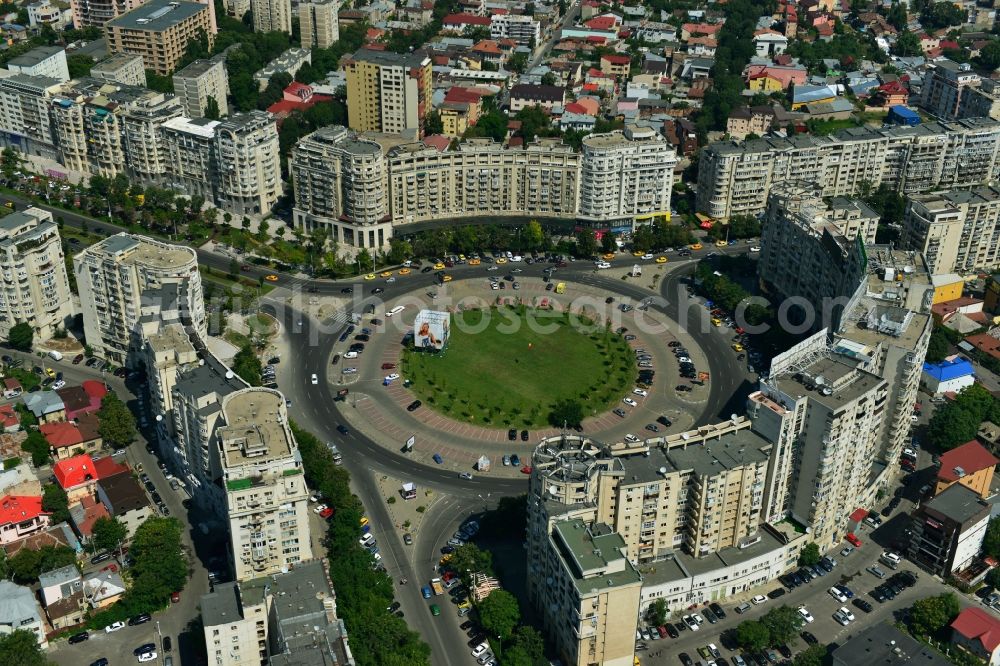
[477,589,520,642]
[7,322,32,351]
[910,593,961,637]
[97,392,137,448]
[92,516,128,554]
[736,619,771,651]
[798,542,821,566]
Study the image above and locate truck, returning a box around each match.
[430,577,444,596]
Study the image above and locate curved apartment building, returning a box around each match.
[290,125,677,249]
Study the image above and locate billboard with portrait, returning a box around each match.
[413,309,450,352]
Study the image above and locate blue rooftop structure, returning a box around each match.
[887,105,920,126]
[922,357,974,383]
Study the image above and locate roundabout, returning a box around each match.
[400,306,637,429]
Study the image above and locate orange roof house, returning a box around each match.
[0,495,49,546]
[951,607,1000,664]
[53,454,98,503]
[936,440,998,499]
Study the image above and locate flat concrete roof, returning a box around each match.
[552,519,641,594]
[219,389,294,468]
[88,233,197,271]
[107,0,206,31]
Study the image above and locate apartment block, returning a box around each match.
[299,0,339,49]
[920,59,982,120]
[697,118,1000,220]
[173,56,229,118]
[104,0,216,76]
[345,49,432,135]
[253,48,310,92]
[527,426,778,663]
[903,186,1000,274]
[28,0,70,29]
[218,388,311,581]
[91,53,147,87]
[290,126,390,250]
[201,561,354,666]
[213,111,281,216]
[251,0,291,34]
[0,74,62,159]
[74,233,205,365]
[0,207,74,341]
[160,116,220,200]
[7,46,69,82]
[578,127,676,228]
[748,337,889,549]
[908,483,990,576]
[70,0,143,29]
[489,13,539,45]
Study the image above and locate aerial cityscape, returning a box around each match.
[1,0,1000,665]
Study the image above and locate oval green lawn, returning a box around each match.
[400,307,636,429]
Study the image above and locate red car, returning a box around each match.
[846,532,862,548]
[102,563,118,573]
[319,507,334,520]
[520,466,533,474]
[171,591,181,603]
[381,363,397,370]
[72,354,84,364]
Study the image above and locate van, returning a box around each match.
[47,350,63,362]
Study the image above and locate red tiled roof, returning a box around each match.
[443,12,491,26]
[41,422,83,449]
[285,81,310,96]
[53,454,97,490]
[445,87,483,103]
[422,134,451,152]
[601,53,631,65]
[3,378,20,390]
[965,333,1000,361]
[0,495,45,526]
[682,22,722,35]
[81,381,107,403]
[93,456,129,479]
[849,507,868,522]
[0,404,17,429]
[584,16,618,30]
[938,440,999,482]
[952,607,1000,653]
[585,35,607,44]
[73,495,109,537]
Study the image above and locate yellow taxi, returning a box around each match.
[264,274,278,282]
[433,262,445,270]
[715,240,728,247]
[633,250,645,257]
[364,273,376,280]
[732,343,744,352]
[496,257,508,264]
[440,555,453,565]
[458,254,466,261]
[655,256,668,264]
[711,317,722,327]
[442,274,453,282]
[45,367,55,378]
[380,270,393,278]
[602,252,616,261]
[398,268,411,275]
[468,258,481,266]
[690,243,703,251]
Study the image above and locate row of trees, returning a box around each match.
[735,605,805,651]
[631,219,696,252]
[291,421,431,665]
[695,257,772,326]
[926,384,1000,451]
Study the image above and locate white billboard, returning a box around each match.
[413,309,451,351]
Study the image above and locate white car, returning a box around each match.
[385,373,400,382]
[487,265,498,271]
[595,261,611,269]
[511,255,523,262]
[798,606,814,623]
[838,606,855,622]
[834,610,850,626]
[138,653,158,663]
[343,351,359,359]
[342,367,358,374]
[828,586,848,603]
[642,253,654,260]
[624,434,640,443]
[691,613,704,625]
[751,595,766,605]
[632,388,648,397]
[749,246,761,253]
[490,283,499,290]
[623,397,637,407]
[385,277,396,283]
[52,379,66,390]
[472,644,489,658]
[682,615,699,631]
[105,621,126,633]
[310,373,318,385]
[313,504,328,514]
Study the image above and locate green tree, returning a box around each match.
[736,619,771,651]
[549,398,584,428]
[0,629,49,666]
[892,31,922,56]
[760,605,804,645]
[926,402,982,451]
[387,238,413,265]
[450,543,493,584]
[600,232,617,254]
[798,542,821,566]
[357,247,373,273]
[477,589,521,642]
[508,52,529,72]
[646,599,668,626]
[21,431,50,467]
[232,343,262,386]
[977,41,1000,72]
[541,72,557,86]
[523,220,544,251]
[425,111,444,135]
[97,392,137,448]
[984,517,1000,560]
[8,544,76,584]
[127,517,188,606]
[576,228,597,257]
[886,2,908,31]
[92,516,128,554]
[925,327,951,363]
[793,644,828,666]
[204,95,221,120]
[67,54,94,78]
[920,1,966,29]
[7,322,33,351]
[41,483,68,523]
[910,593,960,637]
